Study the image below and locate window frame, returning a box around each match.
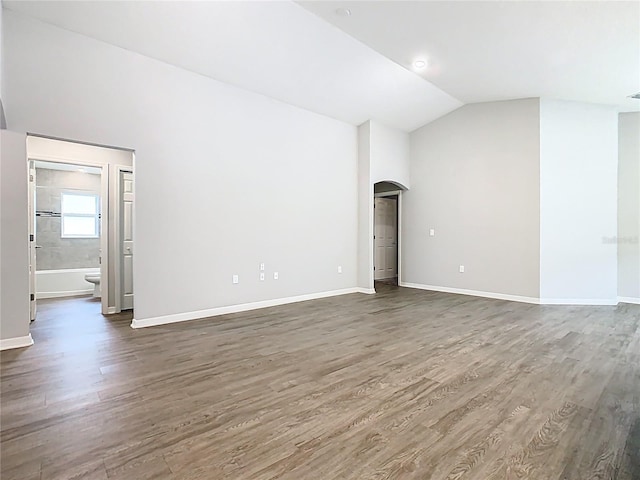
[60,191,100,239]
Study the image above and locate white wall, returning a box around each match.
[370,121,410,189]
[539,99,618,303]
[357,122,373,291]
[0,129,31,345]
[3,11,358,323]
[404,99,541,300]
[618,112,640,302]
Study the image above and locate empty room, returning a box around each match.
[1,1,639,479]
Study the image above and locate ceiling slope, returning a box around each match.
[300,1,640,112]
[3,0,462,131]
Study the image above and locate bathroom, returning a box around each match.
[34,161,102,301]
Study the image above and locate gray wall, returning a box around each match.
[369,120,410,188]
[618,112,640,300]
[4,11,358,322]
[404,99,541,299]
[357,121,373,291]
[0,130,30,341]
[35,168,101,270]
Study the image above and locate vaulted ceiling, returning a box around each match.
[3,1,638,132]
[301,1,640,112]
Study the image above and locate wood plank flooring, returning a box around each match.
[1,285,639,479]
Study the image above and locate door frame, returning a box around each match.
[113,164,134,313]
[27,155,110,315]
[28,162,36,321]
[373,189,403,288]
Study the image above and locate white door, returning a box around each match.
[28,161,37,321]
[374,197,398,280]
[120,171,134,310]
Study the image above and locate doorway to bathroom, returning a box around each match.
[30,161,105,318]
[27,135,135,319]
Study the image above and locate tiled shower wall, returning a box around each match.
[35,168,101,270]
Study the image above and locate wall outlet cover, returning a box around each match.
[274,272,279,280]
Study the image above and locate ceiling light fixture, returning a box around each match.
[335,8,351,17]
[413,59,428,70]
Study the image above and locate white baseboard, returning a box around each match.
[617,297,640,305]
[0,334,34,351]
[131,287,364,329]
[356,288,376,295]
[540,298,619,306]
[399,282,540,304]
[37,289,93,299]
[399,282,622,306]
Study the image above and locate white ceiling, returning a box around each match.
[4,1,638,134]
[3,0,462,132]
[300,1,640,112]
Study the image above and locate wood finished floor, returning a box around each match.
[1,285,639,480]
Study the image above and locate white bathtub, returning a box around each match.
[36,268,100,299]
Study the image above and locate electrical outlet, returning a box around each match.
[273,272,279,280]
[232,274,239,284]
[260,263,265,271]
[338,266,342,274]
[429,228,435,237]
[260,272,265,281]
[459,265,465,273]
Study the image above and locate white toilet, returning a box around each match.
[85,274,101,298]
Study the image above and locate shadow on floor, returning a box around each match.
[375,277,398,288]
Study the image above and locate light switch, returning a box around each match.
[260,263,265,271]
[459,265,465,273]
[260,273,265,281]
[274,272,279,280]
[429,229,435,237]
[338,266,342,274]
[232,274,239,284]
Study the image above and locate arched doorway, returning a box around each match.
[373,181,407,289]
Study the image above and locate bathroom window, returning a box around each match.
[61,192,100,238]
